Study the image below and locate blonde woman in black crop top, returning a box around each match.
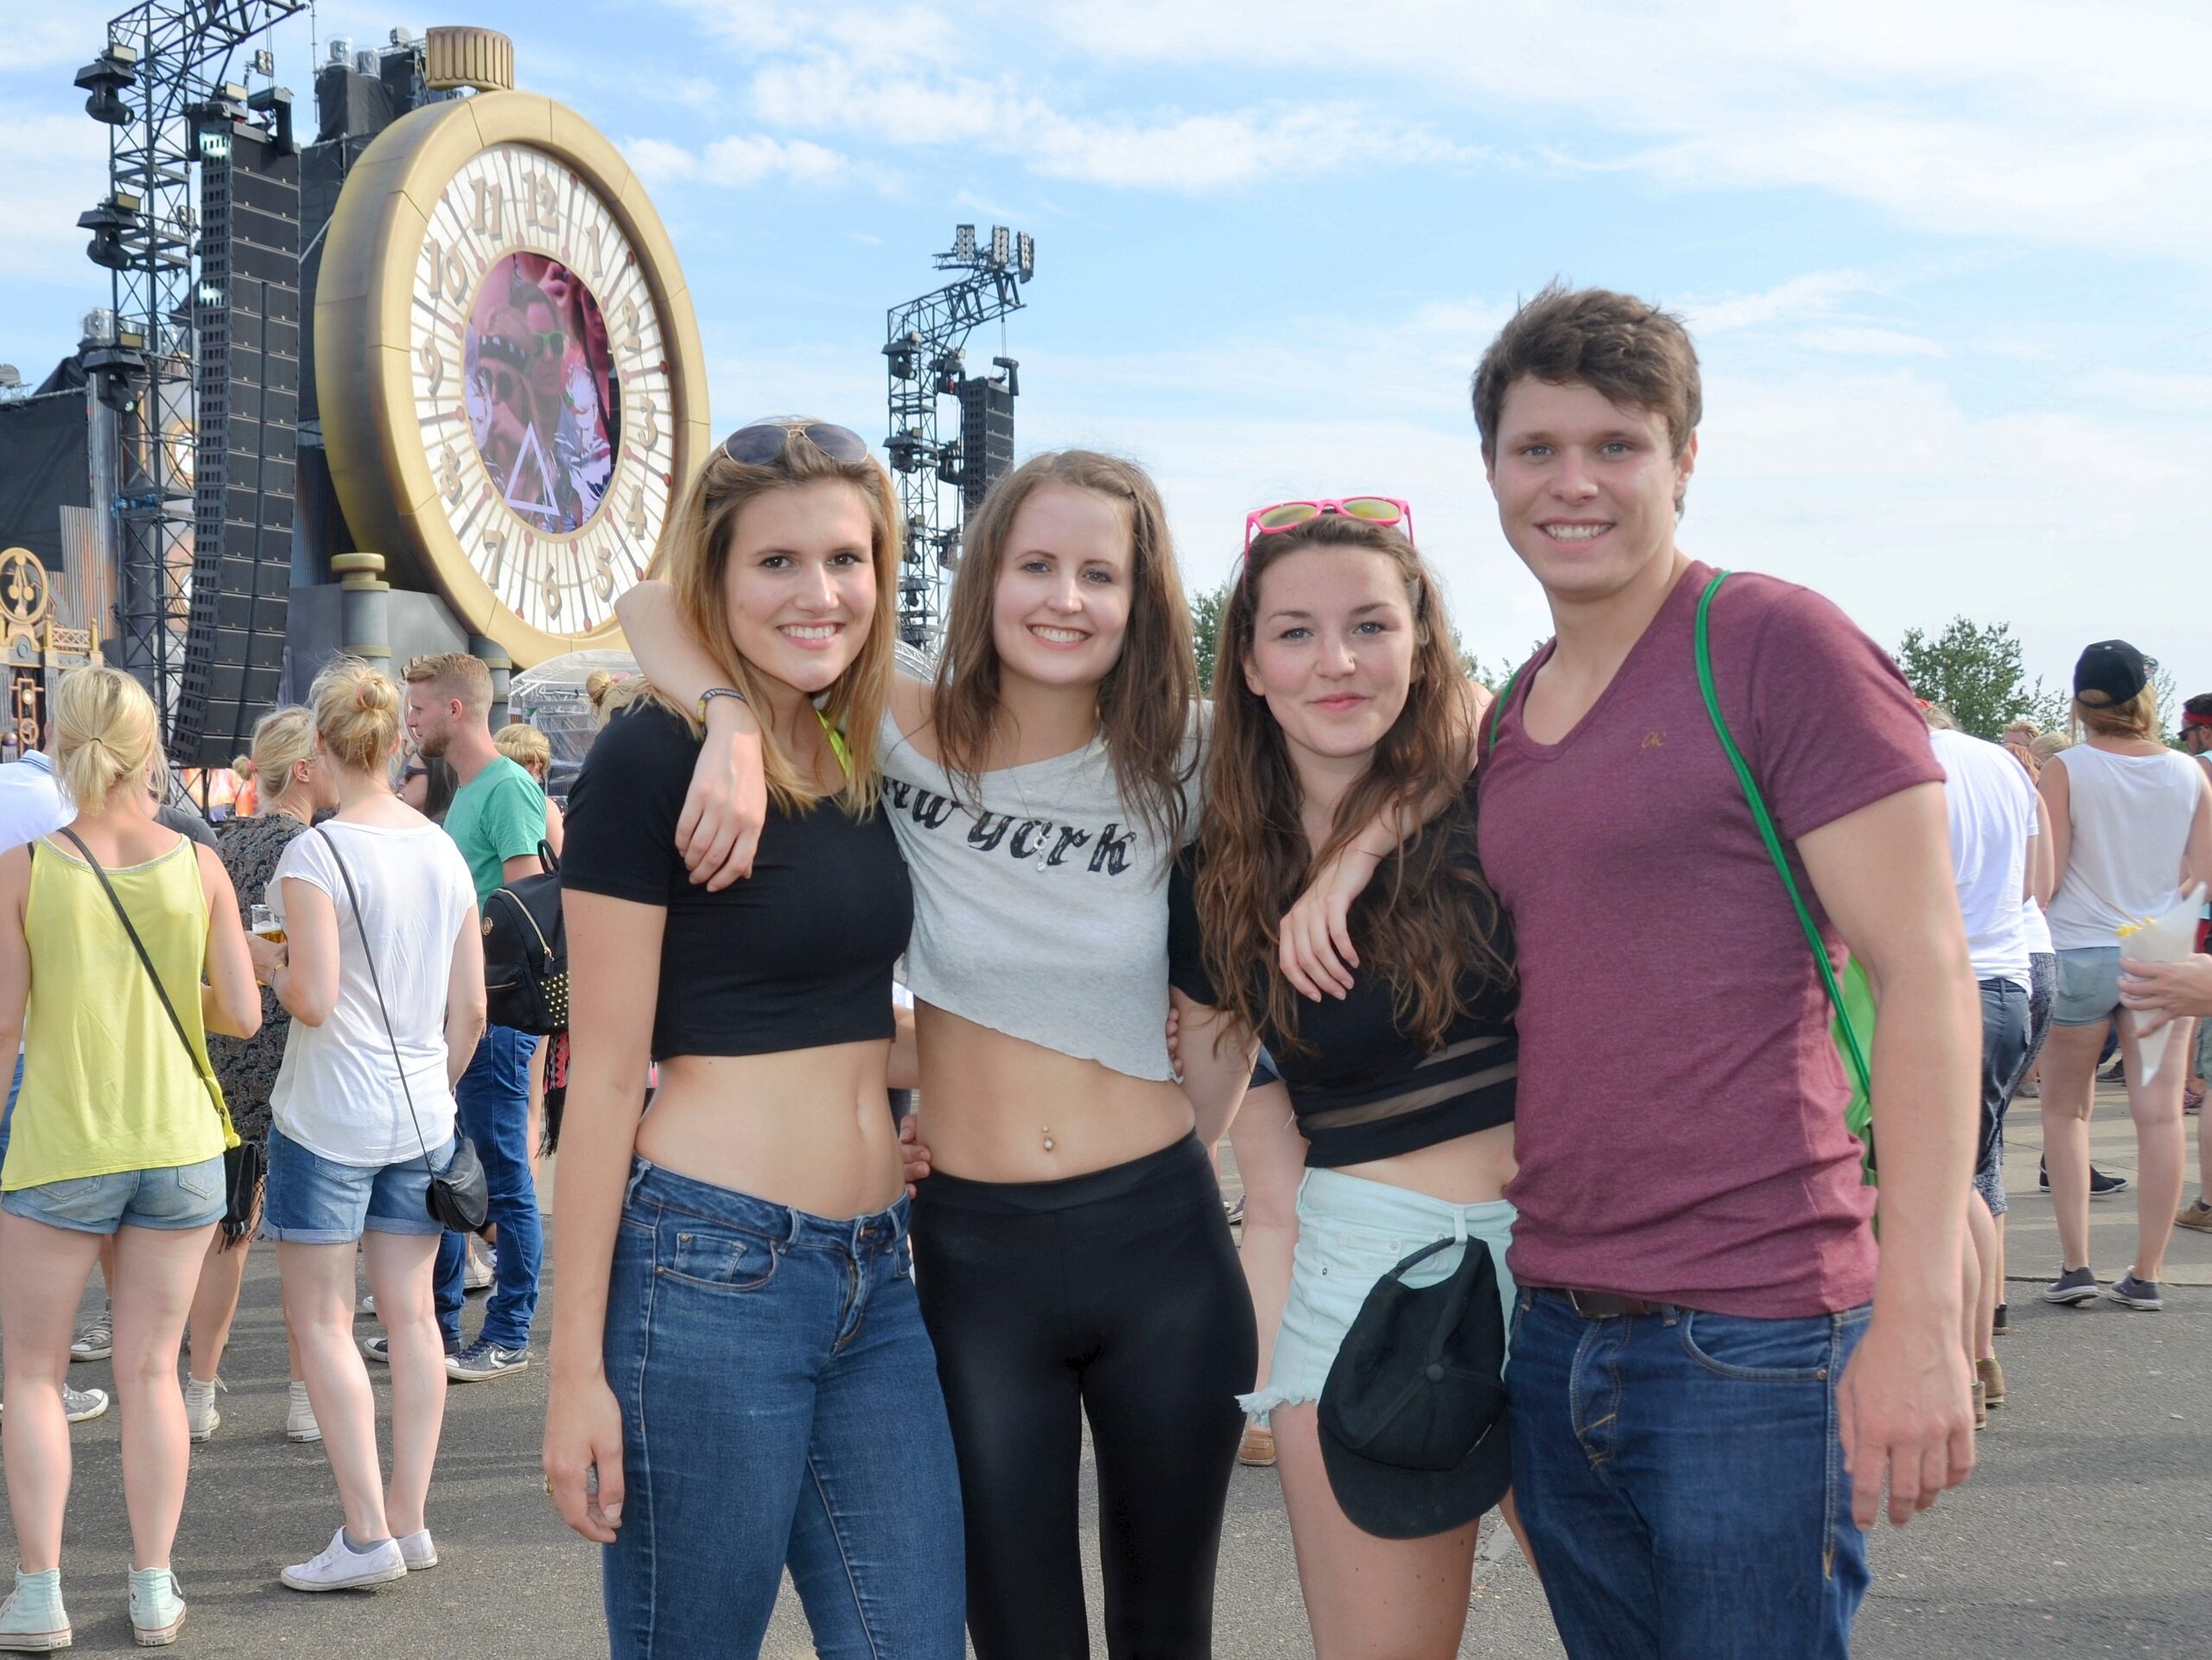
[543,423,963,1660]
[1170,506,1530,1660]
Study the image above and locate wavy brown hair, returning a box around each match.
[1196,514,1510,1055]
[932,450,1197,849]
[647,421,900,815]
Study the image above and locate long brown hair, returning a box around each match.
[1196,514,1510,1053]
[932,450,1197,849]
[648,423,901,815]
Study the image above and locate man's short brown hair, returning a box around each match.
[403,651,493,719]
[1471,283,1702,463]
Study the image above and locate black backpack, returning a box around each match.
[482,840,568,1034]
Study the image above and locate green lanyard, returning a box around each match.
[816,707,851,776]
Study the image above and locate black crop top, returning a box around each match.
[561,700,913,1060]
[1167,787,1517,1168]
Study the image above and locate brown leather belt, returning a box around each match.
[1535,1287,1675,1320]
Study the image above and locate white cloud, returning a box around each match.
[1791,327,1947,359]
[1680,271,1888,334]
[0,114,113,278]
[624,132,849,188]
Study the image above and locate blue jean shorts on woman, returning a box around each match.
[1,1154,227,1235]
[1242,1166,1518,1423]
[262,1124,458,1243]
[2053,945,2124,1027]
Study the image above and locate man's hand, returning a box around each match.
[1279,844,1382,1002]
[677,709,766,890]
[2120,954,2212,1031]
[1836,1306,1975,1529]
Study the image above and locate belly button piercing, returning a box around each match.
[1041,1126,1056,1152]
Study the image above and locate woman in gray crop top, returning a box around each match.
[1170,506,1530,1656]
[623,448,1432,1659]
[546,423,963,1660]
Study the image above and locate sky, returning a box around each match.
[3,0,2208,696]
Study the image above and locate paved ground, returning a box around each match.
[5,1081,2209,1657]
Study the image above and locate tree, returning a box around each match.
[1893,617,2067,741]
[1190,581,1229,694]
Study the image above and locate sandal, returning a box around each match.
[1237,1420,1276,1467]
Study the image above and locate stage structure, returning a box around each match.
[73,0,308,763]
[884,224,1034,646]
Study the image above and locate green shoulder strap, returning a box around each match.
[1484,661,1529,754]
[1693,572,1877,1156]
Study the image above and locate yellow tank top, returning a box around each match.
[2,834,238,1191]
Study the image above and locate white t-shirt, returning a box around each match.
[1930,729,2037,987]
[268,820,478,1167]
[2047,745,2206,951]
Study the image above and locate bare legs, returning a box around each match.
[0,1214,214,1575]
[2040,1022,2107,1271]
[2038,1015,2192,1282]
[278,1231,445,1542]
[1964,1192,1998,1361]
[2128,1016,2191,1282]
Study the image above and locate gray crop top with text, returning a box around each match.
[876,700,1205,1081]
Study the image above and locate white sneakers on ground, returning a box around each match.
[182,1377,222,1443]
[463,1243,495,1292]
[285,1380,321,1444]
[127,1566,187,1646]
[279,1529,408,1593]
[395,1530,438,1571]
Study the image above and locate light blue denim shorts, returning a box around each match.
[1242,1166,1517,1424]
[1,1154,227,1235]
[262,1125,457,1243]
[2054,945,2124,1027]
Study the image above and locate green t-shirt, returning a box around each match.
[445,754,546,905]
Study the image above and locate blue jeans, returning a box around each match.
[1508,1290,1872,1660]
[264,1125,458,1243]
[1,1154,226,1234]
[434,1027,540,1351]
[601,1159,964,1660]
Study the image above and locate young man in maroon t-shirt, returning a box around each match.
[1471,287,1980,1657]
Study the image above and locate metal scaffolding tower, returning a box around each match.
[883,224,1034,647]
[73,0,307,744]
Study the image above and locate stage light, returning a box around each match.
[952,224,976,264]
[883,335,918,380]
[1017,233,1034,283]
[990,226,1010,269]
[74,47,138,126]
[79,197,138,271]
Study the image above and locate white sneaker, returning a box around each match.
[127,1566,187,1645]
[69,1311,111,1363]
[463,1246,493,1292]
[183,1377,222,1442]
[394,1529,438,1571]
[285,1380,321,1444]
[357,1292,376,1319]
[279,1527,407,1593]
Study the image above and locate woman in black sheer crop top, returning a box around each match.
[542,423,963,1660]
[1170,506,1531,1657]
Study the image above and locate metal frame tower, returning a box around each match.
[883,224,1034,647]
[73,0,307,741]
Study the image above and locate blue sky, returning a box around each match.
[5,0,2207,696]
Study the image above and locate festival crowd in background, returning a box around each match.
[1,286,2209,1659]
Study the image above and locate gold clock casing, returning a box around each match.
[315,90,709,667]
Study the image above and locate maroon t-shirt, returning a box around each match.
[1478,561,1941,1318]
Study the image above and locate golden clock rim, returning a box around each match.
[315,90,710,667]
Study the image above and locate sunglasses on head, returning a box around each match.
[721,421,874,467]
[1242,496,1414,557]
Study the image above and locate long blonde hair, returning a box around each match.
[54,667,165,814]
[649,423,899,814]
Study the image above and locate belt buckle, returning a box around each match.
[1567,1288,1597,1319]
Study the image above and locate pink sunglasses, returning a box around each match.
[1242,495,1414,556]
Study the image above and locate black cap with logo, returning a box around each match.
[1317,1236,1512,1540]
[2074,639,2153,705]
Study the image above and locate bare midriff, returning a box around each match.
[634,1038,904,1219]
[1332,1120,1517,1205]
[915,1004,1197,1183]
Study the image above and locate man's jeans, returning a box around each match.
[1509,1289,1872,1660]
[435,1027,541,1352]
[601,1159,965,1660]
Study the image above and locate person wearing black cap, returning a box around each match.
[2037,640,2212,1313]
[1167,506,1524,1658]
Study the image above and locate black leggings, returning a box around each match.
[912,1133,1255,1660]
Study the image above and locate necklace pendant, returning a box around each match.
[1041,1128,1056,1152]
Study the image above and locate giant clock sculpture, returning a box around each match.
[317,73,709,665]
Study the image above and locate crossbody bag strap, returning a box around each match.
[1690,572,1873,1099]
[310,826,441,1175]
[55,826,225,1119]
[1482,658,1532,760]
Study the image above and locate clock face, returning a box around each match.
[315,92,709,667]
[410,144,676,639]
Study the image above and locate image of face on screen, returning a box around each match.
[463,252,623,534]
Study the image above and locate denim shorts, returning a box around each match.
[1,1154,227,1235]
[2053,945,2124,1026]
[262,1124,457,1243]
[1243,1166,1517,1423]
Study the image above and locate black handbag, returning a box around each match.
[482,840,567,1035]
[313,827,491,1235]
[53,830,247,1229]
